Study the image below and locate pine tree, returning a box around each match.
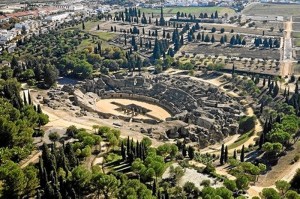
[241,145,245,162]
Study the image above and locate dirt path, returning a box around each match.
[200,107,262,155]
[229,107,262,153]
[281,16,294,77]
[20,151,41,168]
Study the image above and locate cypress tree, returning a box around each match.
[127,136,130,156]
[182,144,187,157]
[188,146,195,159]
[136,141,139,158]
[37,104,42,114]
[23,91,27,105]
[131,138,134,155]
[121,142,126,160]
[224,146,228,163]
[241,145,245,162]
[259,133,264,149]
[28,90,32,105]
[82,21,85,30]
[220,144,224,165]
[152,179,157,196]
[233,149,237,159]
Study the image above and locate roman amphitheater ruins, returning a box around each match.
[41,72,244,148]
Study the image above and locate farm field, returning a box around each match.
[293,63,300,75]
[294,39,300,47]
[180,43,280,60]
[293,23,300,31]
[140,6,235,16]
[201,24,282,37]
[292,31,300,38]
[242,3,300,16]
[295,50,300,60]
[293,17,300,23]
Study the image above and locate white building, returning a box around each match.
[70,4,84,11]
[45,13,70,22]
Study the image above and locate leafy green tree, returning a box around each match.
[44,64,59,88]
[260,188,280,199]
[291,169,300,192]
[0,161,26,198]
[23,165,39,197]
[285,190,300,199]
[49,132,60,143]
[275,180,290,195]
[236,175,249,190]
[224,179,237,191]
[169,166,184,182]
[92,172,119,199]
[183,182,200,197]
[71,165,92,196]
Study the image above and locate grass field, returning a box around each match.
[242,3,300,16]
[292,32,300,38]
[295,39,300,47]
[90,31,117,41]
[77,31,117,50]
[228,131,254,150]
[140,6,235,16]
[293,64,300,75]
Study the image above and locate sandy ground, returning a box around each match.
[95,98,171,120]
[163,163,223,190]
[281,16,294,77]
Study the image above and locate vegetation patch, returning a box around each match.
[140,6,235,16]
[228,131,254,150]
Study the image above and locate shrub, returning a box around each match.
[293,155,300,164]
[239,115,256,133]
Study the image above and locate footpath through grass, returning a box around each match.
[228,131,254,150]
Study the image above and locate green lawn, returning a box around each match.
[295,39,300,47]
[228,131,254,150]
[293,32,300,38]
[71,20,102,31]
[77,32,117,51]
[90,31,117,42]
[242,3,300,16]
[140,6,235,16]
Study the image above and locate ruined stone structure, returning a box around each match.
[77,73,243,148]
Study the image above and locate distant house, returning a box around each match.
[0,15,10,23]
[45,13,70,22]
